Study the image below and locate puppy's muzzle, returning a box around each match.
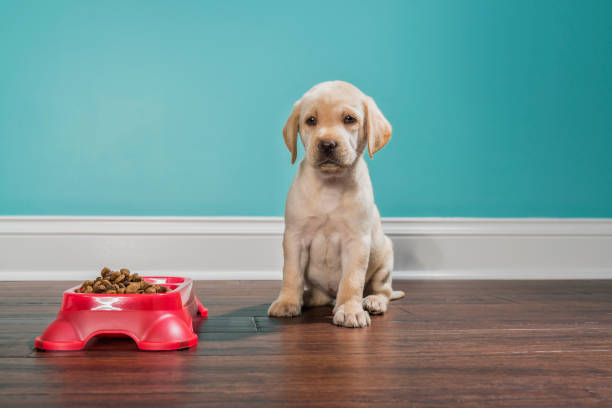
[318,139,338,156]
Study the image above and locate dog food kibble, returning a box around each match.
[75,268,169,294]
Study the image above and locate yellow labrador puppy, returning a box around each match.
[268,81,405,328]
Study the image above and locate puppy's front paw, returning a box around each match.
[333,301,370,328]
[268,298,302,317]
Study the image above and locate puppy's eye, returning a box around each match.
[306,116,317,126]
[344,115,356,124]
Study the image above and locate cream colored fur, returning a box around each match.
[268,81,405,328]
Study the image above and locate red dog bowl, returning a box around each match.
[35,277,207,351]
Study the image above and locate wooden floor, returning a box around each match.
[1,280,612,407]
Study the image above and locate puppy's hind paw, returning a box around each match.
[362,295,388,315]
[333,302,370,328]
[268,298,302,317]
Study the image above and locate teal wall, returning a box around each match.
[1,0,611,217]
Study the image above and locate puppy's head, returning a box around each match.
[283,81,391,173]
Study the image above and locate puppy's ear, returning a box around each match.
[283,100,301,164]
[364,96,392,158]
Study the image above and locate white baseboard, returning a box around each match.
[1,216,611,280]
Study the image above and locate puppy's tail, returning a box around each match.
[391,290,405,301]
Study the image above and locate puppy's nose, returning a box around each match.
[318,140,338,153]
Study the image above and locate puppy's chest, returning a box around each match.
[296,185,360,293]
[304,225,343,294]
[307,186,344,215]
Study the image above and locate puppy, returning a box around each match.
[268,81,405,328]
